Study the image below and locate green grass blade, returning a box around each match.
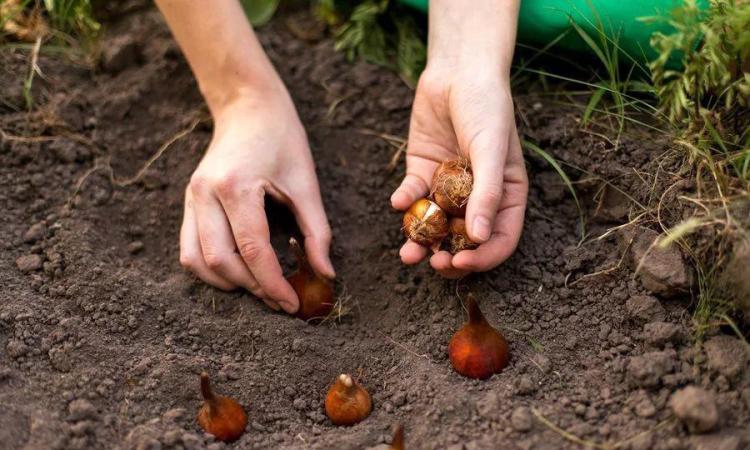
[522,139,585,238]
[582,86,605,125]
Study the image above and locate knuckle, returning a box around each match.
[238,240,265,265]
[203,252,227,270]
[318,226,332,245]
[189,172,212,195]
[179,253,195,270]
[480,182,503,205]
[214,172,239,197]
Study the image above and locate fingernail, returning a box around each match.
[263,299,281,311]
[472,216,491,242]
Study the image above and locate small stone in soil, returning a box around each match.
[16,254,42,272]
[510,407,533,432]
[642,321,681,346]
[68,399,97,422]
[625,226,691,296]
[670,386,718,434]
[626,350,676,388]
[626,295,666,323]
[101,35,141,73]
[24,222,46,243]
[127,241,144,255]
[515,376,537,395]
[690,433,743,450]
[703,335,748,379]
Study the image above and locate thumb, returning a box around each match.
[391,172,430,211]
[290,185,336,280]
[465,128,508,243]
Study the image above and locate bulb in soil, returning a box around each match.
[431,158,473,216]
[324,373,372,426]
[448,294,509,379]
[286,237,334,321]
[402,198,449,250]
[391,424,405,450]
[447,217,478,254]
[197,372,247,442]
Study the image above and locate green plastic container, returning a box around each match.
[399,0,708,63]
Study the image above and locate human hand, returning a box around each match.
[180,91,335,313]
[391,67,528,279]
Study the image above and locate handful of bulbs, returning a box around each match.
[402,158,478,253]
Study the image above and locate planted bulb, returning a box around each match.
[324,373,372,426]
[197,372,247,442]
[448,295,509,379]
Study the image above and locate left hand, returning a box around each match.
[391,64,528,278]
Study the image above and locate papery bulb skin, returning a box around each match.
[447,218,478,253]
[391,425,405,450]
[431,158,473,216]
[402,198,449,250]
[448,295,509,379]
[197,372,248,442]
[324,373,372,426]
[286,238,334,321]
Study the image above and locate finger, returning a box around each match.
[179,190,237,291]
[191,189,269,300]
[456,131,528,272]
[289,182,335,280]
[399,240,428,265]
[465,128,508,243]
[430,251,469,279]
[391,172,431,211]
[453,202,526,272]
[219,184,300,314]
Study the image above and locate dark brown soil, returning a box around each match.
[2,6,749,450]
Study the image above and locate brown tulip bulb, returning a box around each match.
[286,237,334,321]
[447,217,478,253]
[391,424,405,450]
[431,158,473,216]
[324,373,372,426]
[402,198,449,251]
[197,372,247,442]
[448,295,509,379]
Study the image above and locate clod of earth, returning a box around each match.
[703,335,748,379]
[197,372,247,442]
[448,294,510,379]
[447,217,478,253]
[622,226,692,297]
[286,237,334,321]
[402,198,449,250]
[431,158,473,216]
[670,386,718,434]
[324,373,372,426]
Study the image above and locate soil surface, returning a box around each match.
[2,5,750,450]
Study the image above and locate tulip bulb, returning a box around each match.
[391,424,405,450]
[431,158,473,216]
[286,237,334,321]
[448,295,509,379]
[324,373,372,426]
[197,372,247,442]
[402,198,449,250]
[447,218,478,253]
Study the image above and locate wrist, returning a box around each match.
[200,68,287,119]
[427,0,519,80]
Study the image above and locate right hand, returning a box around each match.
[179,90,335,314]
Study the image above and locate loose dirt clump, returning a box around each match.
[1,6,749,450]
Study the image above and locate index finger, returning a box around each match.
[219,183,300,313]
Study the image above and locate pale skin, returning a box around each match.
[155,0,528,312]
